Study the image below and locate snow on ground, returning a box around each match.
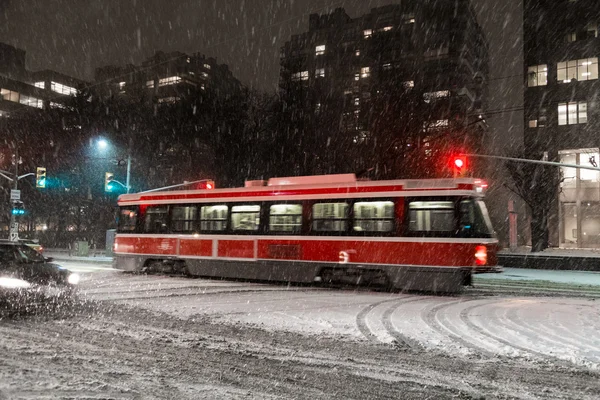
[80,271,600,369]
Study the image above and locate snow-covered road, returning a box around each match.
[81,271,600,369]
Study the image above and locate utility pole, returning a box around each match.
[9,147,19,242]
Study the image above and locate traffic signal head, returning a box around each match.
[104,172,115,192]
[36,167,47,188]
[11,201,25,215]
[451,155,468,175]
[196,180,215,190]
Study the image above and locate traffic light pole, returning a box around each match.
[9,148,19,242]
[464,153,600,172]
[126,153,131,194]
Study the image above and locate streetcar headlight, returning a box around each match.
[67,273,80,285]
[475,245,487,266]
[0,277,31,289]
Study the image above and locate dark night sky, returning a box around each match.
[0,0,523,150]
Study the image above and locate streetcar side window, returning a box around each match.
[117,206,138,233]
[269,203,302,233]
[231,205,261,231]
[200,205,228,232]
[353,201,394,232]
[144,206,170,233]
[312,202,349,232]
[171,205,198,233]
[407,201,455,233]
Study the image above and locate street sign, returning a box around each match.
[9,222,19,242]
[10,189,21,200]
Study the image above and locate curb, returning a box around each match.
[46,255,114,264]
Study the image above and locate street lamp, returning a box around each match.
[97,139,108,150]
[94,138,132,194]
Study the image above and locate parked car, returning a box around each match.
[0,240,79,312]
[19,239,44,254]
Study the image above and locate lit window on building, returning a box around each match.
[402,13,415,24]
[204,63,211,69]
[50,102,66,109]
[567,32,577,42]
[354,73,360,81]
[51,81,77,96]
[158,96,181,104]
[201,72,209,78]
[354,97,360,106]
[382,26,393,32]
[382,63,392,70]
[34,81,45,89]
[158,76,182,87]
[557,58,598,82]
[186,57,191,63]
[403,80,415,89]
[360,67,370,78]
[363,29,372,38]
[355,50,360,56]
[146,80,155,88]
[1,88,19,102]
[424,119,449,131]
[528,119,538,128]
[423,90,450,103]
[315,45,326,56]
[292,71,309,81]
[19,94,43,108]
[119,82,126,91]
[200,83,206,90]
[315,102,321,113]
[315,68,325,78]
[558,101,587,125]
[527,64,548,86]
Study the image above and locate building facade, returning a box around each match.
[95,51,241,103]
[524,0,600,248]
[279,1,488,177]
[0,42,84,117]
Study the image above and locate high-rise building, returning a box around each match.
[95,51,241,103]
[94,51,244,188]
[524,0,600,248]
[279,1,488,177]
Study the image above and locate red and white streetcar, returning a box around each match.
[113,173,499,293]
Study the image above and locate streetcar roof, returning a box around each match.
[117,176,488,206]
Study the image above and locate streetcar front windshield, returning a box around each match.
[458,199,495,238]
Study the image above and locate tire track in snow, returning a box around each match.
[459,302,559,361]
[381,299,426,349]
[355,296,415,343]
[422,298,497,357]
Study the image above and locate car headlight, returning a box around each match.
[67,273,80,285]
[0,277,31,289]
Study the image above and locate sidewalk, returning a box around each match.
[499,246,600,271]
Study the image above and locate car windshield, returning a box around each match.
[15,244,45,263]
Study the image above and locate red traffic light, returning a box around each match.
[196,180,215,190]
[452,156,467,170]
